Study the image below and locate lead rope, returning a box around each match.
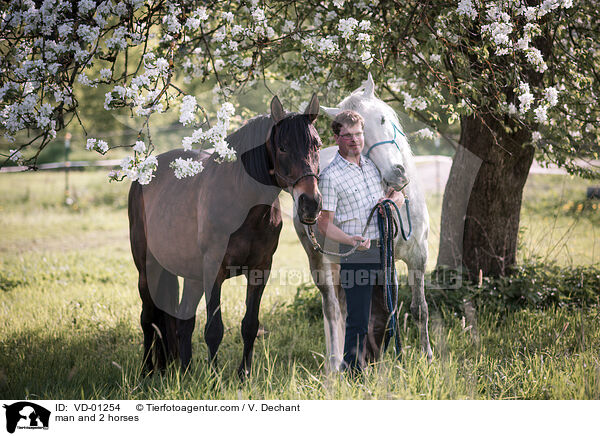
[378,199,402,358]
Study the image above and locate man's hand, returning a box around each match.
[377,187,405,214]
[350,235,370,251]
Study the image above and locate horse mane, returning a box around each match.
[222,112,320,187]
[226,114,274,154]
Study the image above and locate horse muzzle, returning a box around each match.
[296,192,322,225]
[384,164,409,190]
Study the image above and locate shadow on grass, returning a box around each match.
[0,323,139,399]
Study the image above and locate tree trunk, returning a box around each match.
[437,114,535,278]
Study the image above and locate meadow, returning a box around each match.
[0,168,599,400]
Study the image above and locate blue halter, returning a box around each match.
[364,122,406,159]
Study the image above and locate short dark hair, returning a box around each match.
[331,110,364,135]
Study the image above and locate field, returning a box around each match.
[1,169,599,400]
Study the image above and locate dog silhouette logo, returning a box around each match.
[3,402,50,433]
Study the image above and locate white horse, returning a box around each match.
[293,74,433,371]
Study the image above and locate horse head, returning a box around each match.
[267,94,322,225]
[321,73,410,191]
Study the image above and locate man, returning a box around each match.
[317,110,403,372]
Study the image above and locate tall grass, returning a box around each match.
[0,169,599,399]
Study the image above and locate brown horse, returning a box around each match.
[128,95,322,378]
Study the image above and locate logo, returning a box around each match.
[3,402,50,434]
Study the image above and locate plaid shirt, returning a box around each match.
[319,152,385,240]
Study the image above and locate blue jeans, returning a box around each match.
[340,244,381,371]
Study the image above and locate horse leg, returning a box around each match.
[129,182,158,375]
[138,274,156,376]
[365,281,390,362]
[406,256,433,361]
[238,267,270,379]
[204,279,224,371]
[135,254,180,373]
[177,278,204,373]
[314,261,345,372]
[293,218,345,372]
[137,268,177,375]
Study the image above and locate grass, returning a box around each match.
[0,169,599,399]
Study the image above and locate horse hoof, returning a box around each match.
[237,367,250,381]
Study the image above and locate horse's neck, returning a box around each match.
[204,150,281,209]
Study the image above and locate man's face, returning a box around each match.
[335,122,364,158]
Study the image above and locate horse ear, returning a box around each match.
[304,93,319,124]
[362,72,375,99]
[320,105,341,120]
[270,96,286,124]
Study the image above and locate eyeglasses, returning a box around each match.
[338,132,364,140]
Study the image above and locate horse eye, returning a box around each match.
[381,117,385,125]
[278,142,287,152]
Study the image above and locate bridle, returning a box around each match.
[274,171,319,189]
[364,122,406,160]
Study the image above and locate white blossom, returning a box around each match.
[483,21,513,46]
[338,18,358,39]
[9,149,23,162]
[402,92,428,111]
[316,37,337,55]
[360,51,373,67]
[58,23,73,38]
[457,0,477,19]
[544,86,559,106]
[356,33,371,42]
[251,8,265,22]
[518,83,534,113]
[78,0,96,16]
[186,7,209,30]
[525,47,547,73]
[99,68,112,80]
[133,140,146,153]
[358,20,371,31]
[106,27,128,50]
[213,58,225,72]
[213,28,226,43]
[121,155,158,185]
[231,25,244,36]
[86,138,109,154]
[179,95,197,126]
[97,140,109,153]
[86,138,96,151]
[534,105,548,123]
[77,25,100,44]
[181,128,203,151]
[515,36,530,51]
[415,128,435,139]
[282,20,295,33]
[170,157,204,179]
